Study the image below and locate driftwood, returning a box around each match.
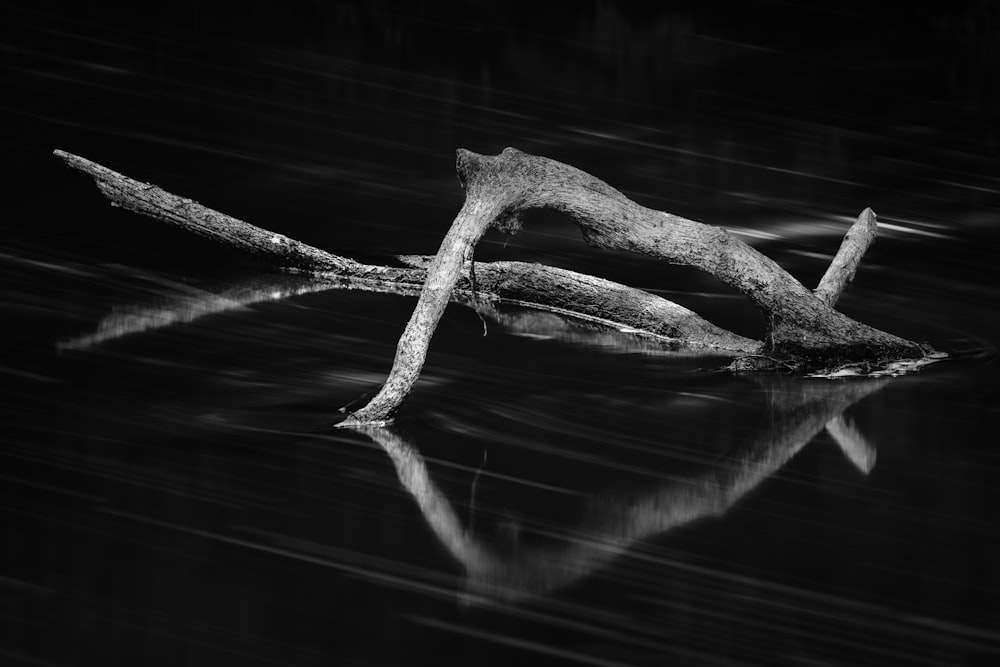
[52,150,754,353]
[54,148,939,427]
[357,375,888,603]
[56,270,740,357]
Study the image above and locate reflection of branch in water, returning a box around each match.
[356,426,497,573]
[825,415,876,474]
[355,376,888,604]
[58,272,730,356]
[57,274,348,350]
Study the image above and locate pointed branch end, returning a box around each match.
[858,207,878,235]
[53,149,83,169]
[814,207,881,306]
[52,149,110,185]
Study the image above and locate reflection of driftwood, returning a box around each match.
[54,149,935,427]
[57,274,345,350]
[357,375,887,604]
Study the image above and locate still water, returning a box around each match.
[3,3,1000,665]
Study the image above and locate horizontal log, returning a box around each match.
[52,149,757,356]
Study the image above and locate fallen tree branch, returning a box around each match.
[341,148,926,425]
[52,151,363,274]
[52,149,757,356]
[53,148,937,429]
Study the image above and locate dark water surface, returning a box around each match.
[3,3,1000,665]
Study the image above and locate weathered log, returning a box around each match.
[52,150,388,278]
[342,148,925,425]
[53,148,937,429]
[52,149,755,355]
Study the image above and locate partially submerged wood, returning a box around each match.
[52,149,753,354]
[53,148,937,429]
[341,148,924,425]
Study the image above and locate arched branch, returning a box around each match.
[341,148,922,426]
[50,148,936,430]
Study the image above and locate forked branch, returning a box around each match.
[52,148,936,430]
[340,148,923,425]
[52,149,754,354]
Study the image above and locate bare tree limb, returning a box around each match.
[52,149,756,357]
[825,415,876,474]
[342,148,924,425]
[52,148,937,429]
[52,150,366,275]
[815,207,879,306]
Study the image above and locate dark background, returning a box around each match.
[3,2,999,666]
[4,1,997,260]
